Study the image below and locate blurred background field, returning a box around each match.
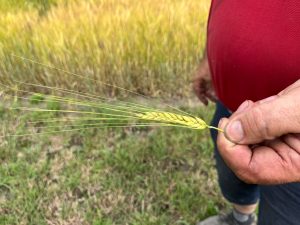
[0,1,228,225]
[0,0,208,97]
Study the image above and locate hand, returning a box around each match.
[224,79,300,144]
[193,55,217,105]
[216,79,300,184]
[218,118,300,184]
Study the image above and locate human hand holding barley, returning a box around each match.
[216,79,300,184]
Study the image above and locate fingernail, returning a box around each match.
[235,100,249,113]
[225,120,244,142]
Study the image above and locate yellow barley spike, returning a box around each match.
[136,111,223,132]
[6,55,224,135]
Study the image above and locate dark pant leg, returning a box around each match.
[210,101,260,205]
[258,183,300,225]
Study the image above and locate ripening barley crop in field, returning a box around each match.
[0,0,210,97]
[0,0,214,137]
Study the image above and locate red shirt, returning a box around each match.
[207,0,300,111]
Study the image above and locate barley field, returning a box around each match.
[0,1,229,225]
[0,0,208,97]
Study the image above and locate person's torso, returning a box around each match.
[207,0,300,111]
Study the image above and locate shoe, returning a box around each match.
[196,211,257,225]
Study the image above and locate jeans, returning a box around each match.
[210,101,300,225]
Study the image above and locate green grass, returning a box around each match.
[29,93,45,104]
[0,99,228,225]
[0,0,209,97]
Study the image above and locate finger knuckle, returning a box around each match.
[249,107,273,140]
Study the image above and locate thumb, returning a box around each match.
[225,95,300,144]
[217,118,253,182]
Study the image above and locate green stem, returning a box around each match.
[207,126,224,132]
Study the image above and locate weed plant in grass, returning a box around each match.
[0,0,209,97]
